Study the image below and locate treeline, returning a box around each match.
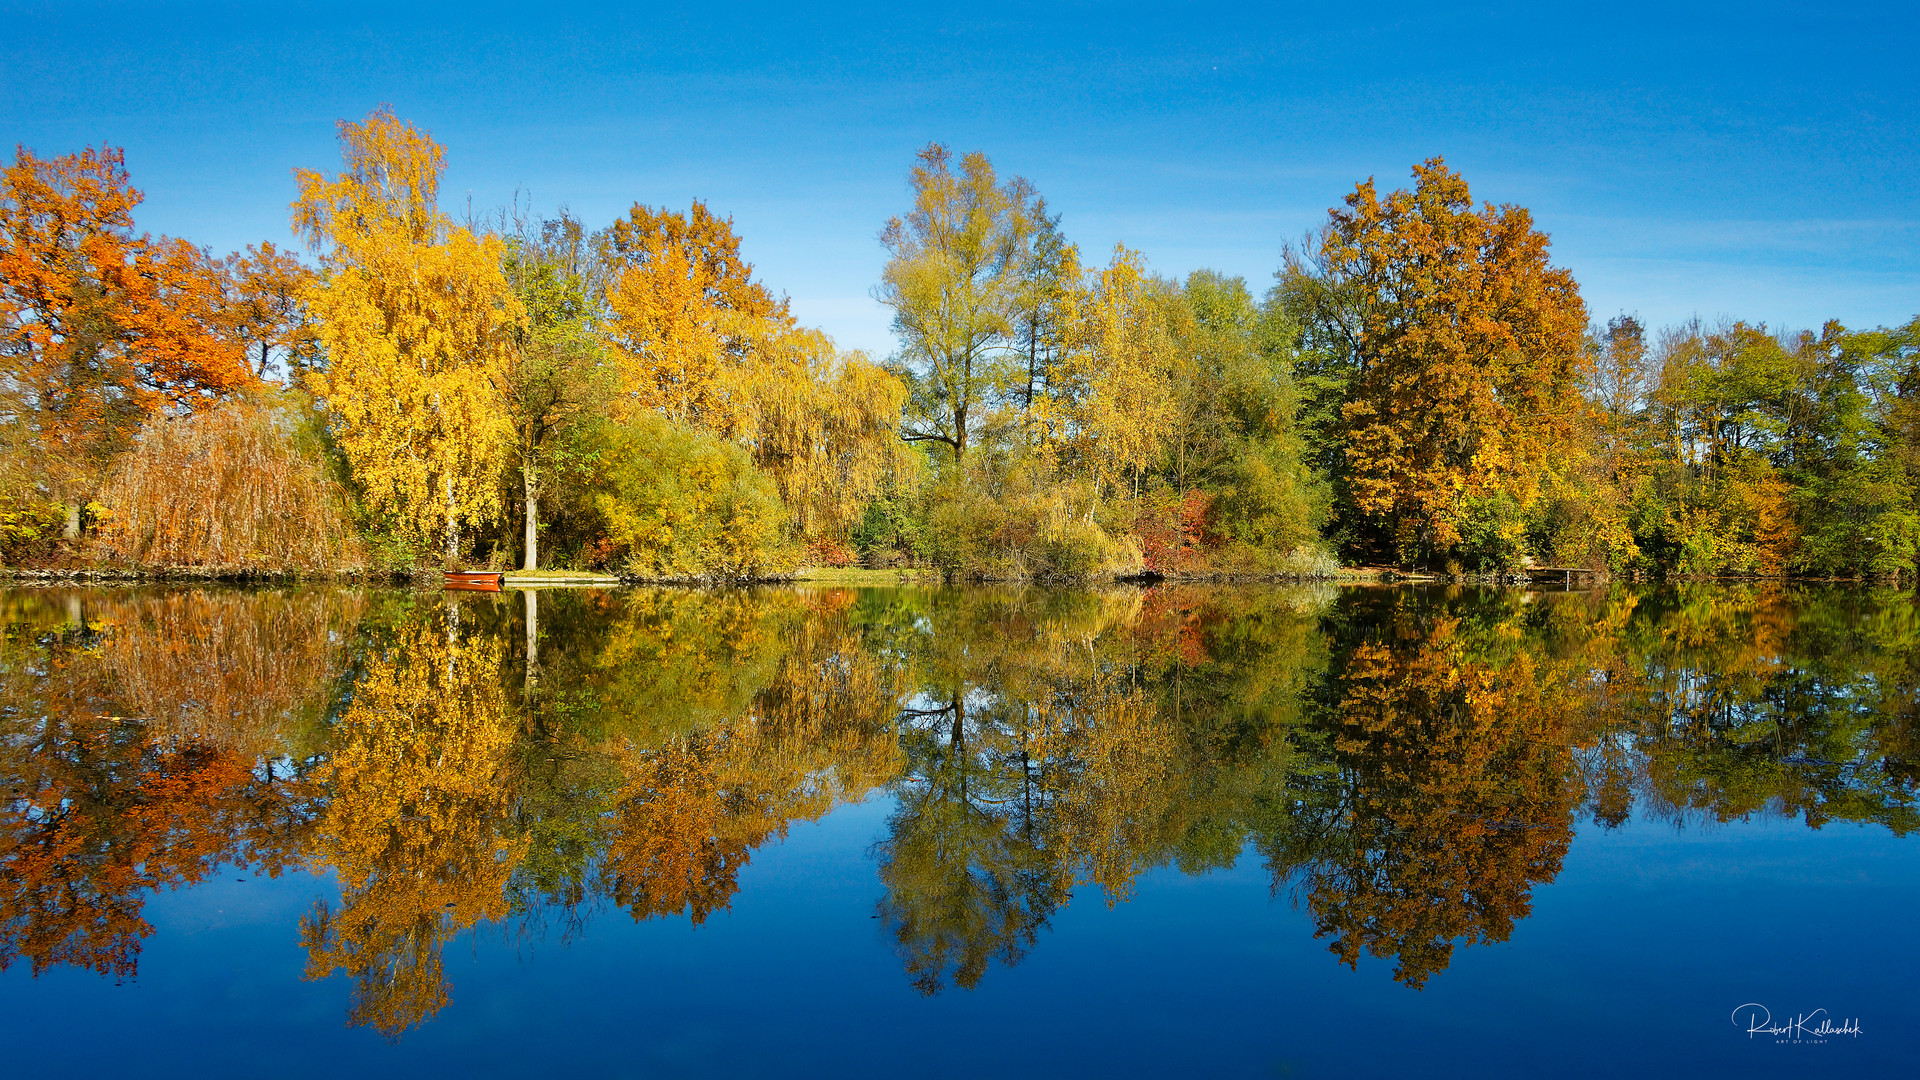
[1,110,903,578]
[4,113,1917,578]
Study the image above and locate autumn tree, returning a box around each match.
[592,411,790,580]
[0,146,255,537]
[1591,314,1651,425]
[598,200,905,559]
[294,110,519,564]
[1285,159,1588,566]
[1050,246,1183,501]
[600,199,784,436]
[877,144,1042,467]
[1631,320,1808,574]
[219,242,319,381]
[1014,202,1080,413]
[498,208,606,571]
[98,396,363,572]
[744,323,907,544]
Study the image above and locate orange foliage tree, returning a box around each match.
[1297,158,1588,565]
[599,200,906,549]
[601,199,788,436]
[0,146,255,535]
[219,242,319,380]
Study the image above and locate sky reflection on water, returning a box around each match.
[0,583,1913,1077]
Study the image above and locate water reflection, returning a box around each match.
[0,582,1914,1031]
[301,600,520,1035]
[0,590,348,978]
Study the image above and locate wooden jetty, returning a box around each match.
[1524,566,1600,585]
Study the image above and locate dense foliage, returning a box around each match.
[3,117,1916,578]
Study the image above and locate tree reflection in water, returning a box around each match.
[0,589,350,979]
[1,582,1915,1029]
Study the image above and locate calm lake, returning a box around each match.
[0,583,1913,1077]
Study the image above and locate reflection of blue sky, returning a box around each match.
[3,1,1914,356]
[0,800,1911,1076]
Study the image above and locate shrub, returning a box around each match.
[0,499,63,566]
[97,396,364,573]
[593,413,791,580]
[925,463,1142,582]
[1213,438,1327,556]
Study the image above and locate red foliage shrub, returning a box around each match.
[804,536,856,568]
[1136,490,1223,574]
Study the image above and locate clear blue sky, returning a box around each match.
[5,1,1914,357]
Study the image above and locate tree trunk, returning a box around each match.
[1025,329,1037,412]
[444,475,459,568]
[522,464,538,572]
[523,585,539,707]
[64,503,81,540]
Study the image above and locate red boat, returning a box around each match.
[445,571,505,591]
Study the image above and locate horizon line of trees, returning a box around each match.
[3,110,1917,579]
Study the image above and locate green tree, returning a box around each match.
[877,144,1042,468]
[498,208,608,571]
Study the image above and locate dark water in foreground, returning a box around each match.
[0,582,1914,1077]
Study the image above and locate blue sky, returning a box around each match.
[4,1,1914,357]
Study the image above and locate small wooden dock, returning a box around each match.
[1524,566,1601,585]
[503,571,623,587]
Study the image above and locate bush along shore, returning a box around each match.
[5,116,1917,587]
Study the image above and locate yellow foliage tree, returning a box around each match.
[877,144,1041,466]
[600,202,906,549]
[293,109,519,563]
[601,200,782,438]
[301,602,521,1037]
[743,322,908,543]
[1052,246,1183,500]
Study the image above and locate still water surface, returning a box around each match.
[0,583,1913,1077]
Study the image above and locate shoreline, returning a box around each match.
[1,565,1909,588]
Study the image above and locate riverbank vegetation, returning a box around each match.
[4,111,1916,580]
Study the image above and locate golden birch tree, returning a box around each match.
[1053,246,1182,501]
[293,109,519,563]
